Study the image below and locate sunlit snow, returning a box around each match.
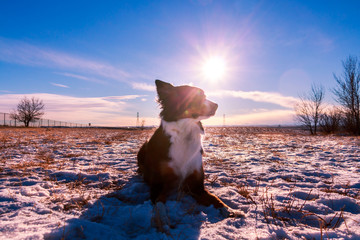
[0,127,359,239]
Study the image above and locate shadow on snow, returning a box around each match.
[44,175,236,240]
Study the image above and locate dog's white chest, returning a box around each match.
[162,119,203,180]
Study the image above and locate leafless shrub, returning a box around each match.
[295,84,325,135]
[320,106,343,134]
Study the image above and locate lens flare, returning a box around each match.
[202,56,227,82]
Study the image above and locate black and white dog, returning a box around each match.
[137,80,244,231]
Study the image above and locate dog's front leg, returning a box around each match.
[150,184,172,234]
[219,205,246,218]
[195,190,246,218]
[150,173,178,234]
[152,201,171,234]
[183,170,246,218]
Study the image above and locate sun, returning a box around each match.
[202,56,227,82]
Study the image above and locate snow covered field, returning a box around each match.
[0,127,359,239]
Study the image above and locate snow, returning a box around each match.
[0,127,360,239]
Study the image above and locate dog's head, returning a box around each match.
[155,79,218,122]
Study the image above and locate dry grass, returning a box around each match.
[0,127,148,215]
[202,127,358,238]
[1,126,358,238]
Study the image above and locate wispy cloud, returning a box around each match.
[0,93,147,126]
[50,82,70,88]
[0,90,12,93]
[208,89,298,109]
[102,95,147,101]
[0,92,295,126]
[0,38,130,82]
[131,82,155,92]
[283,28,334,52]
[204,109,295,126]
[54,72,106,84]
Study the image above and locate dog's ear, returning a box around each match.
[155,79,173,98]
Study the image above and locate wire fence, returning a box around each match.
[0,112,88,128]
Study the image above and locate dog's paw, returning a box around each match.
[152,202,171,234]
[219,207,246,218]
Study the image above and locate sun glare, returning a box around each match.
[202,56,227,82]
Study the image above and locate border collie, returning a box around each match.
[137,80,244,231]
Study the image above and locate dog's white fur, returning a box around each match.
[161,117,246,218]
[162,118,204,181]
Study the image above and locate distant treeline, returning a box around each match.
[295,55,360,135]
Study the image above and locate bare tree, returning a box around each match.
[10,97,45,127]
[333,55,360,135]
[320,106,343,134]
[295,84,325,135]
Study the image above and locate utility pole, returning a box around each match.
[223,114,226,127]
[136,112,140,127]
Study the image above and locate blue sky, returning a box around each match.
[1,0,360,126]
